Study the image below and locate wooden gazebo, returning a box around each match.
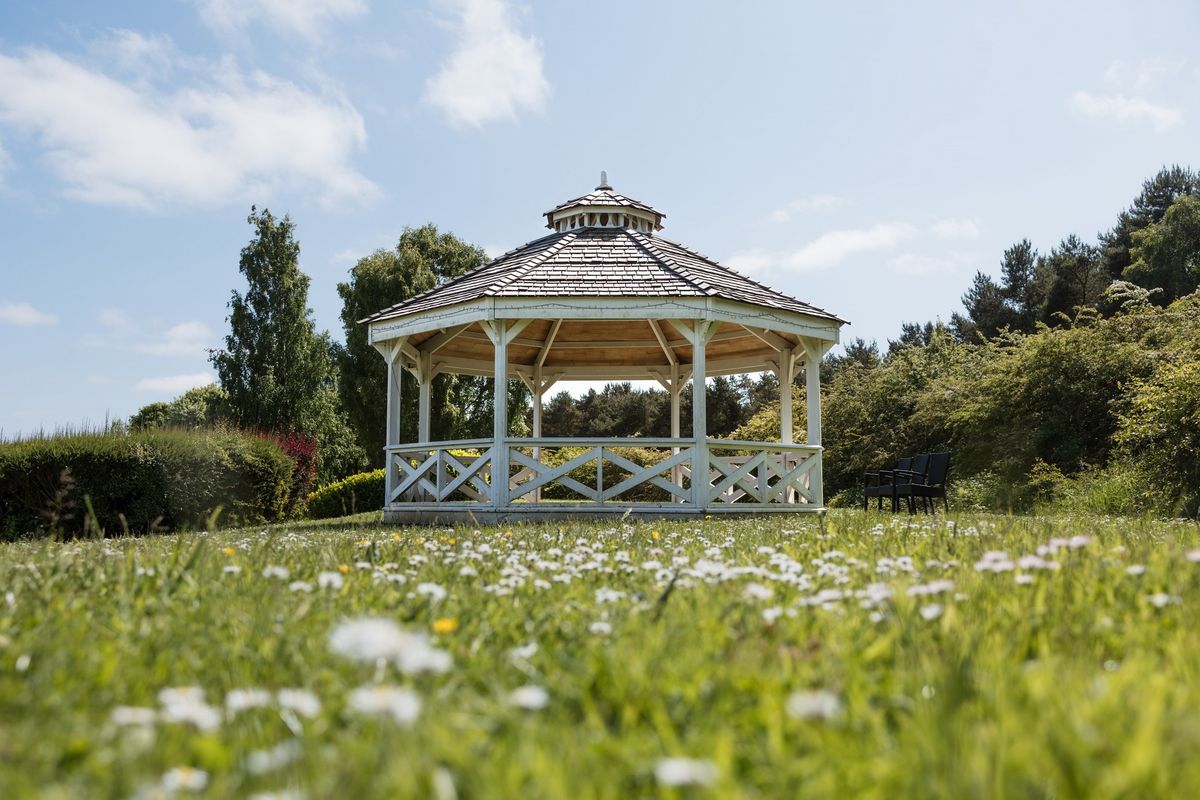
[363,175,846,523]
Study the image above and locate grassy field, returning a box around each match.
[2,511,1199,798]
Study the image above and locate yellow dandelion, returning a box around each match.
[432,617,459,634]
[448,537,456,545]
[222,547,235,557]
[651,531,660,540]
[392,533,402,542]
[338,564,351,574]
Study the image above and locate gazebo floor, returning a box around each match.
[383,504,825,526]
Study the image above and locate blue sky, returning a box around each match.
[1,0,1198,436]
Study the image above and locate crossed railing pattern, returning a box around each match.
[385,438,822,509]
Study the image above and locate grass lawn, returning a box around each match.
[2,511,1199,798]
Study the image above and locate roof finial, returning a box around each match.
[598,170,610,190]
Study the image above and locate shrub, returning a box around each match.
[305,469,385,519]
[0,429,295,539]
[1116,358,1200,516]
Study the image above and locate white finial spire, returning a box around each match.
[598,170,610,189]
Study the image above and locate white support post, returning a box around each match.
[803,338,824,507]
[779,347,795,445]
[689,321,715,509]
[384,341,404,506]
[778,346,795,504]
[532,364,543,503]
[417,350,433,445]
[489,320,509,510]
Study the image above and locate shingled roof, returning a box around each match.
[361,180,843,326]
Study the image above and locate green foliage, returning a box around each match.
[209,207,366,485]
[130,384,229,430]
[0,429,296,538]
[334,226,489,462]
[1126,194,1200,305]
[305,469,385,519]
[727,385,805,443]
[1101,164,1199,279]
[1116,357,1200,516]
[829,292,1200,516]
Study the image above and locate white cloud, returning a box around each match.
[194,0,367,39]
[98,307,134,332]
[137,321,214,357]
[0,137,10,184]
[0,301,57,326]
[0,45,377,209]
[732,222,917,274]
[133,372,215,394]
[1104,58,1184,93]
[1069,91,1182,131]
[929,218,981,240]
[425,0,549,127]
[766,194,847,223]
[888,252,974,276]
[92,29,177,78]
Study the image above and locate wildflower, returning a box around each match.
[595,587,625,604]
[743,583,774,601]
[329,618,410,662]
[1126,564,1146,576]
[159,687,221,732]
[1187,549,1200,563]
[111,706,157,726]
[337,564,351,574]
[262,566,290,580]
[245,740,301,775]
[161,767,208,792]
[508,642,538,663]
[762,606,784,623]
[432,617,459,635]
[786,689,842,721]
[417,582,447,603]
[226,688,272,714]
[919,603,943,621]
[222,547,235,557]
[317,571,344,589]
[277,689,321,719]
[508,685,550,710]
[328,617,452,675]
[288,581,313,593]
[655,757,717,787]
[223,565,242,575]
[1147,593,1180,609]
[347,685,421,725]
[1015,574,1034,585]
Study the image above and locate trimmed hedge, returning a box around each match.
[0,429,295,538]
[305,469,384,520]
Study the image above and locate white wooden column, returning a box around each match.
[384,340,404,505]
[653,363,689,502]
[490,320,509,509]
[778,346,796,504]
[417,350,433,444]
[778,347,795,444]
[803,338,824,507]
[685,321,716,509]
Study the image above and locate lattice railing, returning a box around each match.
[507,438,694,505]
[704,441,821,506]
[385,438,822,510]
[387,440,494,505]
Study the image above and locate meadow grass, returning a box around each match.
[1,511,1199,798]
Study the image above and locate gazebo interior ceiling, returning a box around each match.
[405,319,801,376]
